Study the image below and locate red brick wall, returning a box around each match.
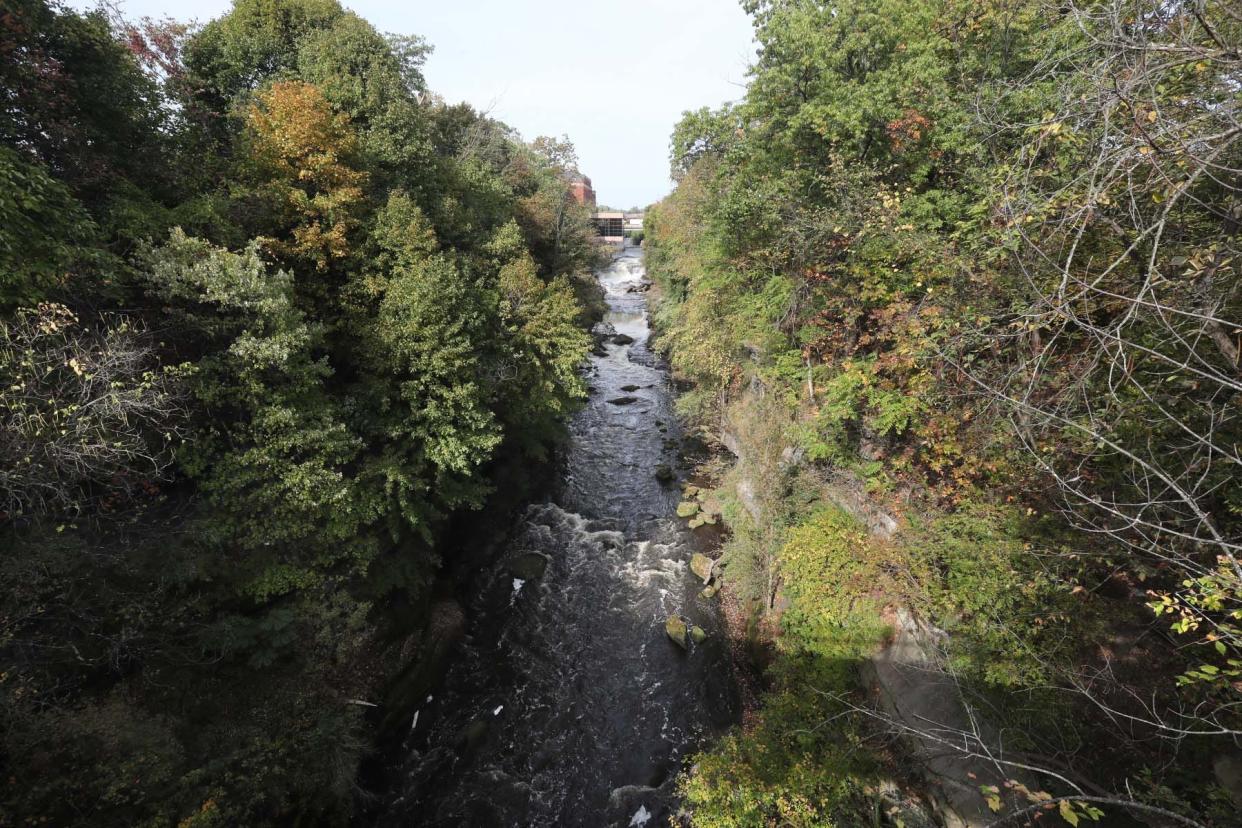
[570,176,596,206]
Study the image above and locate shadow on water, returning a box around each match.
[375,247,740,827]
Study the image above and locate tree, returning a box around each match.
[0,303,187,520]
[243,79,367,272]
[965,0,1242,741]
[0,1,601,823]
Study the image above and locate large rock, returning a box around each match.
[736,476,762,522]
[690,553,715,582]
[382,599,466,728]
[863,607,1038,826]
[665,615,689,648]
[676,501,700,518]
[690,625,708,644]
[1216,751,1242,808]
[612,333,635,345]
[822,469,899,539]
[608,396,639,406]
[654,464,675,483]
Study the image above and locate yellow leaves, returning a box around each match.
[245,81,368,270]
[1146,109,1158,123]
[248,82,358,176]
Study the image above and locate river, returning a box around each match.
[378,246,738,826]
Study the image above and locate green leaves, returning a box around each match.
[3,1,605,825]
[0,148,97,309]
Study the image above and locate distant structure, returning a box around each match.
[593,210,624,239]
[591,210,643,244]
[567,172,596,206]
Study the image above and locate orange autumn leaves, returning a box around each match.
[245,81,366,271]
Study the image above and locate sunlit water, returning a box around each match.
[379,247,738,826]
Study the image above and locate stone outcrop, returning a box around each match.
[689,553,714,583]
[863,607,1037,827]
[665,615,689,648]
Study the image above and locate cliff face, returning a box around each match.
[716,395,1033,827]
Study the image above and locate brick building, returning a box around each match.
[567,172,596,206]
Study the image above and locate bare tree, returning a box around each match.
[943,0,1242,727]
[0,303,189,521]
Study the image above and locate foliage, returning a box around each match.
[680,679,873,828]
[0,147,96,307]
[0,303,189,520]
[682,508,886,826]
[243,80,367,271]
[906,506,1076,688]
[652,0,1241,824]
[0,1,603,823]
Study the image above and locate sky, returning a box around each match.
[74,0,757,209]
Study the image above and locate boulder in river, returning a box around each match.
[654,464,675,483]
[607,396,639,406]
[690,553,715,582]
[612,333,635,345]
[700,584,718,600]
[621,384,640,392]
[690,626,708,644]
[506,552,548,580]
[676,501,700,518]
[665,615,689,649]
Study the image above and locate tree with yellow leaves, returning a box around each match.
[244,80,366,272]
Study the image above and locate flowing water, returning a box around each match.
[380,247,738,827]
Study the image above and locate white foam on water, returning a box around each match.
[510,578,525,605]
[493,705,504,716]
[630,804,652,827]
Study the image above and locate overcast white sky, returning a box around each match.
[74,0,756,208]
